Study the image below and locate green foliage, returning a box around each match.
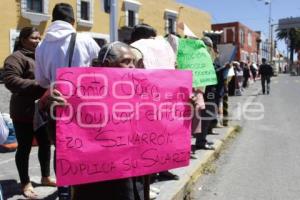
[276,28,300,51]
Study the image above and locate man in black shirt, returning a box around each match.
[259,58,273,94]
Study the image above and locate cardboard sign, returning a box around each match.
[55,67,192,186]
[177,38,217,87]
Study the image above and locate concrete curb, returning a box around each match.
[170,126,239,200]
[156,82,263,200]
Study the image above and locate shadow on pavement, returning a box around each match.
[1,179,58,200]
[40,190,58,200]
[0,179,22,199]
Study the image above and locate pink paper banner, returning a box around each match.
[55,67,192,186]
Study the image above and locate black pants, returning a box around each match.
[243,77,249,88]
[261,76,271,94]
[73,177,145,200]
[13,121,51,184]
[195,102,217,147]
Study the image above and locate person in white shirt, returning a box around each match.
[35,3,100,88]
[34,3,100,200]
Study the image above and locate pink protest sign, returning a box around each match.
[55,67,192,186]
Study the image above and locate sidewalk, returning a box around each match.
[153,80,262,200]
[0,80,262,200]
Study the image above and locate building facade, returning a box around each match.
[0,0,211,67]
[212,22,261,64]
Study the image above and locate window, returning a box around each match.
[21,0,50,25]
[226,29,234,43]
[77,0,93,27]
[123,0,141,27]
[248,32,252,46]
[240,30,244,46]
[168,18,175,33]
[81,1,89,21]
[164,9,178,34]
[128,10,135,27]
[223,27,235,43]
[26,0,43,13]
[241,51,249,62]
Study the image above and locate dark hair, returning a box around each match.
[13,27,38,52]
[130,23,157,43]
[52,3,74,24]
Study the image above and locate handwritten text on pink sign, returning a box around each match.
[55,67,192,186]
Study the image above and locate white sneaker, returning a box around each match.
[150,191,158,200]
[150,186,160,194]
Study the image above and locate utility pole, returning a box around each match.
[110,0,118,42]
[257,0,272,63]
[268,0,272,63]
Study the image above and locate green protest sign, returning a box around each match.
[177,38,217,87]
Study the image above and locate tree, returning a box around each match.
[276,28,300,63]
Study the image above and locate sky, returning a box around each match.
[176,0,300,54]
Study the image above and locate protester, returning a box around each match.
[242,62,250,88]
[232,61,243,95]
[214,52,227,128]
[130,23,157,44]
[194,36,218,150]
[35,3,100,87]
[2,27,54,199]
[130,46,145,68]
[250,62,257,81]
[34,3,100,200]
[131,24,176,70]
[130,24,179,184]
[37,42,146,200]
[259,58,273,94]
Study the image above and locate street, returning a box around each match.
[2,74,300,200]
[190,74,300,200]
[0,84,56,200]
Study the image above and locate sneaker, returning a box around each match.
[150,191,158,200]
[150,186,160,194]
[196,143,215,150]
[207,130,219,135]
[203,143,215,150]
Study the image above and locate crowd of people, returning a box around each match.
[0,2,274,200]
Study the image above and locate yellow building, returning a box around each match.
[0,0,211,67]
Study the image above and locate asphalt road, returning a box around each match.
[0,83,11,113]
[190,74,300,200]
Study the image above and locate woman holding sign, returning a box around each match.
[70,42,147,200]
